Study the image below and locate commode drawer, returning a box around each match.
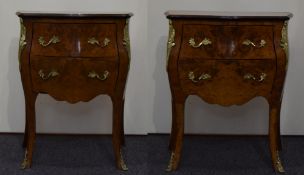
[31,23,118,58]
[178,59,276,104]
[31,23,74,57]
[30,57,118,101]
[179,25,275,61]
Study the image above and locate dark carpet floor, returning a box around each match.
[0,134,304,175]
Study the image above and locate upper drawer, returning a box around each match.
[235,26,275,59]
[180,25,217,59]
[179,25,275,60]
[31,23,74,56]
[31,23,118,57]
[76,23,117,57]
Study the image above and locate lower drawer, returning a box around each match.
[30,57,118,103]
[178,60,276,105]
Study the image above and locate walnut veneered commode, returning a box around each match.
[165,11,292,172]
[17,12,132,170]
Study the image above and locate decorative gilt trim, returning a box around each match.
[18,18,26,70]
[166,20,176,69]
[87,70,109,81]
[275,151,285,173]
[119,149,128,171]
[88,37,110,47]
[123,19,131,69]
[166,152,175,171]
[189,37,212,48]
[20,149,29,169]
[38,35,60,47]
[280,21,289,69]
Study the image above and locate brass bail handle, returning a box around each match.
[189,37,212,48]
[243,72,267,82]
[242,39,266,48]
[188,71,212,83]
[38,69,59,80]
[88,37,111,47]
[38,35,60,47]
[88,70,109,81]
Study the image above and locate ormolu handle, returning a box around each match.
[243,72,267,82]
[188,71,211,83]
[88,70,109,81]
[38,36,60,47]
[242,39,266,48]
[88,37,110,47]
[38,69,59,80]
[189,38,212,48]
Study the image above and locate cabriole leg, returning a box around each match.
[167,98,186,171]
[22,118,28,148]
[21,93,37,169]
[112,98,128,171]
[120,99,125,146]
[169,98,177,150]
[269,105,285,173]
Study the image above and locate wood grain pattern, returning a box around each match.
[180,25,275,60]
[30,57,118,103]
[178,60,275,106]
[31,23,118,58]
[166,11,292,173]
[17,12,131,170]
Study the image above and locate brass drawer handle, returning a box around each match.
[38,69,59,80]
[242,39,266,48]
[88,37,110,47]
[188,71,212,83]
[88,70,109,81]
[189,38,212,48]
[243,72,267,82]
[38,36,60,47]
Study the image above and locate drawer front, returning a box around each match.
[77,24,117,58]
[180,25,275,60]
[31,23,74,56]
[236,26,275,59]
[31,23,118,58]
[30,57,118,101]
[178,60,276,105]
[180,25,218,59]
